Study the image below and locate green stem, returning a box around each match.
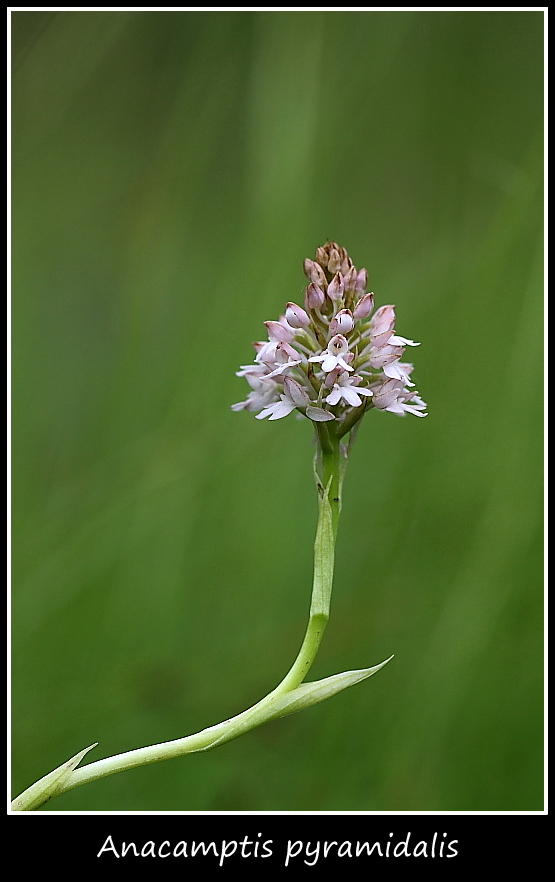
[12,428,347,811]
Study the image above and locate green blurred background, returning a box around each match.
[11,10,543,811]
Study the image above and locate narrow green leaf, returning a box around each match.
[266,656,394,722]
[11,743,98,811]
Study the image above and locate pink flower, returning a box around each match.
[309,335,354,373]
[372,378,427,417]
[256,377,334,422]
[325,373,374,408]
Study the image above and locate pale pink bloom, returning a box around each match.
[254,340,280,365]
[383,360,415,386]
[256,377,334,422]
[231,372,279,413]
[254,317,296,364]
[255,396,297,421]
[389,397,427,417]
[373,378,427,417]
[235,362,269,379]
[261,341,303,378]
[325,373,374,408]
[309,334,353,373]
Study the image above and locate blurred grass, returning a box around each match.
[11,10,543,811]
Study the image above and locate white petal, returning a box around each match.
[325,387,342,406]
[388,334,420,346]
[337,357,354,372]
[342,387,362,407]
[268,400,296,420]
[262,357,302,379]
[403,405,427,417]
[383,360,415,385]
[321,354,339,372]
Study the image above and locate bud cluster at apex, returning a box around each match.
[232,243,427,429]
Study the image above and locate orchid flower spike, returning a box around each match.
[232,243,427,432]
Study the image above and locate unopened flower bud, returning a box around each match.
[303,258,314,279]
[355,268,368,295]
[313,242,353,276]
[353,292,374,320]
[327,272,344,302]
[314,246,328,267]
[303,259,327,289]
[327,248,342,275]
[285,301,310,329]
[304,282,325,311]
[343,266,358,294]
